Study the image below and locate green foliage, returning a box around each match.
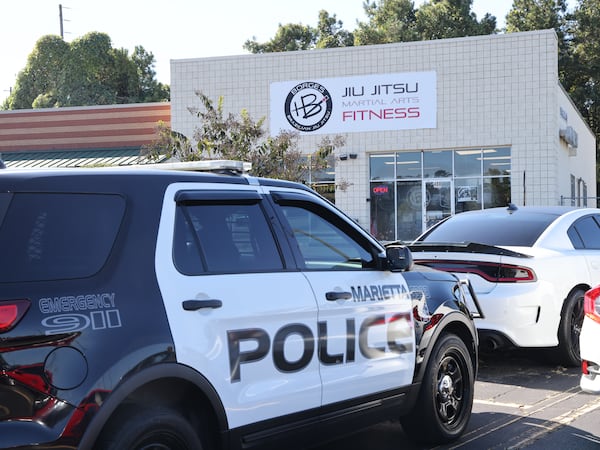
[244,10,353,53]
[415,0,496,40]
[6,35,69,109]
[503,0,600,155]
[568,0,600,144]
[315,10,355,48]
[354,0,419,44]
[247,1,496,50]
[505,0,568,33]
[141,92,343,182]
[3,32,169,110]
[244,23,316,53]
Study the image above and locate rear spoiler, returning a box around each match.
[407,242,532,258]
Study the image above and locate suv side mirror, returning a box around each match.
[385,244,413,272]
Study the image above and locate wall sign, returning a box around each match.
[270,72,437,135]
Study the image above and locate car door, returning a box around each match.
[568,214,600,284]
[155,182,321,429]
[267,188,416,406]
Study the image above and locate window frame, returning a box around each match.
[270,191,382,271]
[173,190,286,275]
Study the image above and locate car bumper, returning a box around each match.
[467,281,562,348]
[580,317,600,394]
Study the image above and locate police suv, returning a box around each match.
[0,161,479,449]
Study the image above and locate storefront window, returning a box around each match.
[369,147,511,241]
[455,149,481,177]
[423,150,452,178]
[483,147,511,176]
[396,152,422,179]
[455,178,482,213]
[370,154,395,180]
[484,177,511,208]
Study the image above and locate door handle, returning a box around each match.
[182,299,223,310]
[325,291,352,301]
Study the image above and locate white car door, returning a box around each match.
[155,183,321,429]
[566,214,600,284]
[267,188,416,406]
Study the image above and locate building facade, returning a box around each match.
[171,29,595,241]
[0,102,170,168]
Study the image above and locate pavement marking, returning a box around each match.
[445,387,583,449]
[506,396,600,449]
[474,399,532,410]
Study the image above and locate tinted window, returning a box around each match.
[420,210,559,247]
[569,216,600,249]
[0,193,124,282]
[173,203,283,274]
[279,205,375,270]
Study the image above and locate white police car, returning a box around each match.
[0,162,479,449]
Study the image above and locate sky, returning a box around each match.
[0,0,519,105]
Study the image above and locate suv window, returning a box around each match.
[279,205,376,270]
[0,193,125,282]
[173,202,284,274]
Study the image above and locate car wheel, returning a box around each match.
[95,406,204,450]
[555,288,585,367]
[401,333,474,444]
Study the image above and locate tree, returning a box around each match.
[568,0,600,148]
[6,35,69,109]
[315,10,355,49]
[141,92,343,182]
[354,0,419,45]
[132,46,170,102]
[58,32,117,106]
[505,0,571,79]
[503,0,600,146]
[505,0,568,32]
[247,1,496,51]
[355,0,496,44]
[415,0,496,40]
[244,10,352,53]
[244,23,316,53]
[2,32,169,110]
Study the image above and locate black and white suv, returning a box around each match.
[0,161,479,449]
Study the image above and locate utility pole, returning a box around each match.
[59,4,70,39]
[59,4,64,38]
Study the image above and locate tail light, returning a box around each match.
[582,359,590,375]
[0,299,30,333]
[416,260,536,283]
[584,286,600,324]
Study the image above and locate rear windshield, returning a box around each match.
[419,210,559,247]
[0,192,125,282]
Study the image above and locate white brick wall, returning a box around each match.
[171,30,596,224]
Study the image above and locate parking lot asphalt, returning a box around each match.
[323,348,600,449]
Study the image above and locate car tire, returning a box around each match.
[555,288,585,367]
[401,333,474,444]
[95,406,204,450]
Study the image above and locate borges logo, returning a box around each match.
[284,81,333,132]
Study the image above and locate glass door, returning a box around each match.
[423,179,453,232]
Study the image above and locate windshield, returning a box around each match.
[419,210,561,247]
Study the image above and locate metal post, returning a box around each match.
[59,5,64,39]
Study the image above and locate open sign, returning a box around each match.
[372,186,390,195]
